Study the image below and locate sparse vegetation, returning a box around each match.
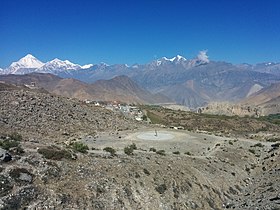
[9,167,33,183]
[8,132,23,141]
[146,111,165,124]
[12,146,25,155]
[184,151,192,156]
[266,138,280,142]
[71,142,89,153]
[0,175,13,196]
[143,168,150,175]
[130,143,137,150]
[103,147,116,156]
[271,143,280,148]
[156,150,166,156]
[258,114,280,125]
[149,147,157,152]
[124,143,137,155]
[1,88,279,209]
[252,143,264,147]
[38,146,72,160]
[248,149,256,154]
[141,105,280,135]
[142,115,148,121]
[0,139,20,150]
[155,184,167,194]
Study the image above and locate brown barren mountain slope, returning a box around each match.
[0,86,279,209]
[241,83,280,115]
[0,73,171,104]
[241,82,280,106]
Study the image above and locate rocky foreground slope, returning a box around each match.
[0,83,139,142]
[0,85,279,209]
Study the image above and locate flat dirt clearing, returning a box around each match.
[84,128,249,156]
[136,130,175,141]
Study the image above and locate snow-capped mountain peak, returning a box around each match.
[100,62,109,67]
[153,55,187,66]
[159,55,187,62]
[170,55,187,62]
[153,52,209,68]
[36,58,82,73]
[8,54,45,74]
[264,62,275,66]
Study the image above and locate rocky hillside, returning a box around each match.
[0,86,279,209]
[0,84,139,142]
[197,102,261,117]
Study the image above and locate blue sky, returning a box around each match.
[1,0,280,67]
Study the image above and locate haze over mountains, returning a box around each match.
[0,73,170,104]
[1,53,279,109]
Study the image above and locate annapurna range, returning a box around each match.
[1,52,280,110]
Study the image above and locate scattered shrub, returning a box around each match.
[8,132,22,141]
[142,115,148,121]
[271,143,280,148]
[143,168,150,175]
[71,142,89,153]
[252,143,264,147]
[156,150,166,156]
[10,146,25,155]
[155,184,167,194]
[124,143,137,155]
[0,175,13,196]
[248,149,255,154]
[124,146,134,155]
[229,141,233,145]
[149,148,157,152]
[173,151,180,155]
[0,139,20,150]
[103,147,116,156]
[266,138,280,142]
[9,167,33,183]
[184,152,192,156]
[130,143,137,150]
[38,146,72,160]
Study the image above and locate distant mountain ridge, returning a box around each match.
[0,73,171,104]
[2,54,92,75]
[1,53,279,108]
